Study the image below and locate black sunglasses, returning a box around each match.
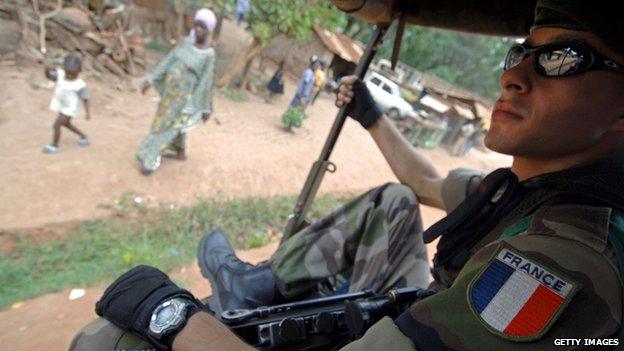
[504,41,624,77]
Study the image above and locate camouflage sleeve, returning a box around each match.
[441,168,485,213]
[392,205,622,350]
[339,317,418,351]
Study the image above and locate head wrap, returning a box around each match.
[532,0,623,55]
[194,8,217,32]
[188,8,216,44]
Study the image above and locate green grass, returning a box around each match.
[221,88,249,102]
[0,194,345,309]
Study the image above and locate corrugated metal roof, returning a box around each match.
[313,26,364,64]
[419,73,489,105]
[420,94,451,113]
[452,102,476,119]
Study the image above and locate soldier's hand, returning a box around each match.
[335,75,382,129]
[95,265,204,350]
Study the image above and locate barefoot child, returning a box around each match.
[43,55,91,154]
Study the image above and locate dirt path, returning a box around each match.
[0,64,509,230]
[0,19,511,231]
[0,19,512,350]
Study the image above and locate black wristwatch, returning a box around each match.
[148,297,202,349]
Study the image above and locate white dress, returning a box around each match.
[49,69,88,118]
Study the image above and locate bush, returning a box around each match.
[222,88,249,102]
[281,107,303,131]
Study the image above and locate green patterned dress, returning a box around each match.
[136,41,215,172]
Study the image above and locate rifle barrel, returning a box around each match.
[282,25,389,241]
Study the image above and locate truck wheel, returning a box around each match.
[387,108,401,120]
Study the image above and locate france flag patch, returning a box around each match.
[468,244,579,341]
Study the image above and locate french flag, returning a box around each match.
[470,248,576,338]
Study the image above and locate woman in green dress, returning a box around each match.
[137,8,217,174]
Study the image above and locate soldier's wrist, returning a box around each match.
[359,105,382,129]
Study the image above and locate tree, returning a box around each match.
[217,0,345,88]
[359,25,511,99]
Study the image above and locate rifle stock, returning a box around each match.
[282,25,389,242]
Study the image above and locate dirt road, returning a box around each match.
[0,64,510,231]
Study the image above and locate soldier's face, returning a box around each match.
[484,27,624,159]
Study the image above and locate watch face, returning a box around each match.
[153,302,176,326]
[149,298,189,336]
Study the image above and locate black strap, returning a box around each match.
[427,151,624,277]
[423,168,516,243]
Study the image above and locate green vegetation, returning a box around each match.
[0,194,345,309]
[221,88,249,102]
[348,20,511,100]
[281,107,304,131]
[247,0,347,45]
[219,0,347,87]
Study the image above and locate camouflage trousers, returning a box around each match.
[272,183,430,297]
[69,183,429,350]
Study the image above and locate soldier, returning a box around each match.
[71,1,624,350]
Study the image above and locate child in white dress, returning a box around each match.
[43,55,92,154]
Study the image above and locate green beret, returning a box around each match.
[533,0,623,54]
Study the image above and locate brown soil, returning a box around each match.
[0,19,512,350]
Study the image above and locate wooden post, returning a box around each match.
[33,0,64,54]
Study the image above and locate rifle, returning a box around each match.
[282,25,389,241]
[217,287,435,350]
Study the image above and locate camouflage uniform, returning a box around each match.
[272,182,431,297]
[341,168,624,350]
[69,181,434,350]
[71,167,624,350]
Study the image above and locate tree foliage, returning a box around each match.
[218,0,347,87]
[246,0,346,46]
[210,0,510,98]
[359,24,512,100]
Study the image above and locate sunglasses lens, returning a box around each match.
[504,45,525,71]
[537,47,586,76]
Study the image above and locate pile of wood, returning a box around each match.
[0,0,145,78]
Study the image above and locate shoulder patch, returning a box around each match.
[467,243,580,341]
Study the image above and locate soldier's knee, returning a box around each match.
[69,318,153,351]
[381,183,418,206]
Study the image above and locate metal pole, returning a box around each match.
[282,25,389,242]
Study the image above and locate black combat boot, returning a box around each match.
[197,230,285,315]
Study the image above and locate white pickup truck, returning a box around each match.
[365,72,418,119]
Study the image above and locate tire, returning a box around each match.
[387,108,401,120]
